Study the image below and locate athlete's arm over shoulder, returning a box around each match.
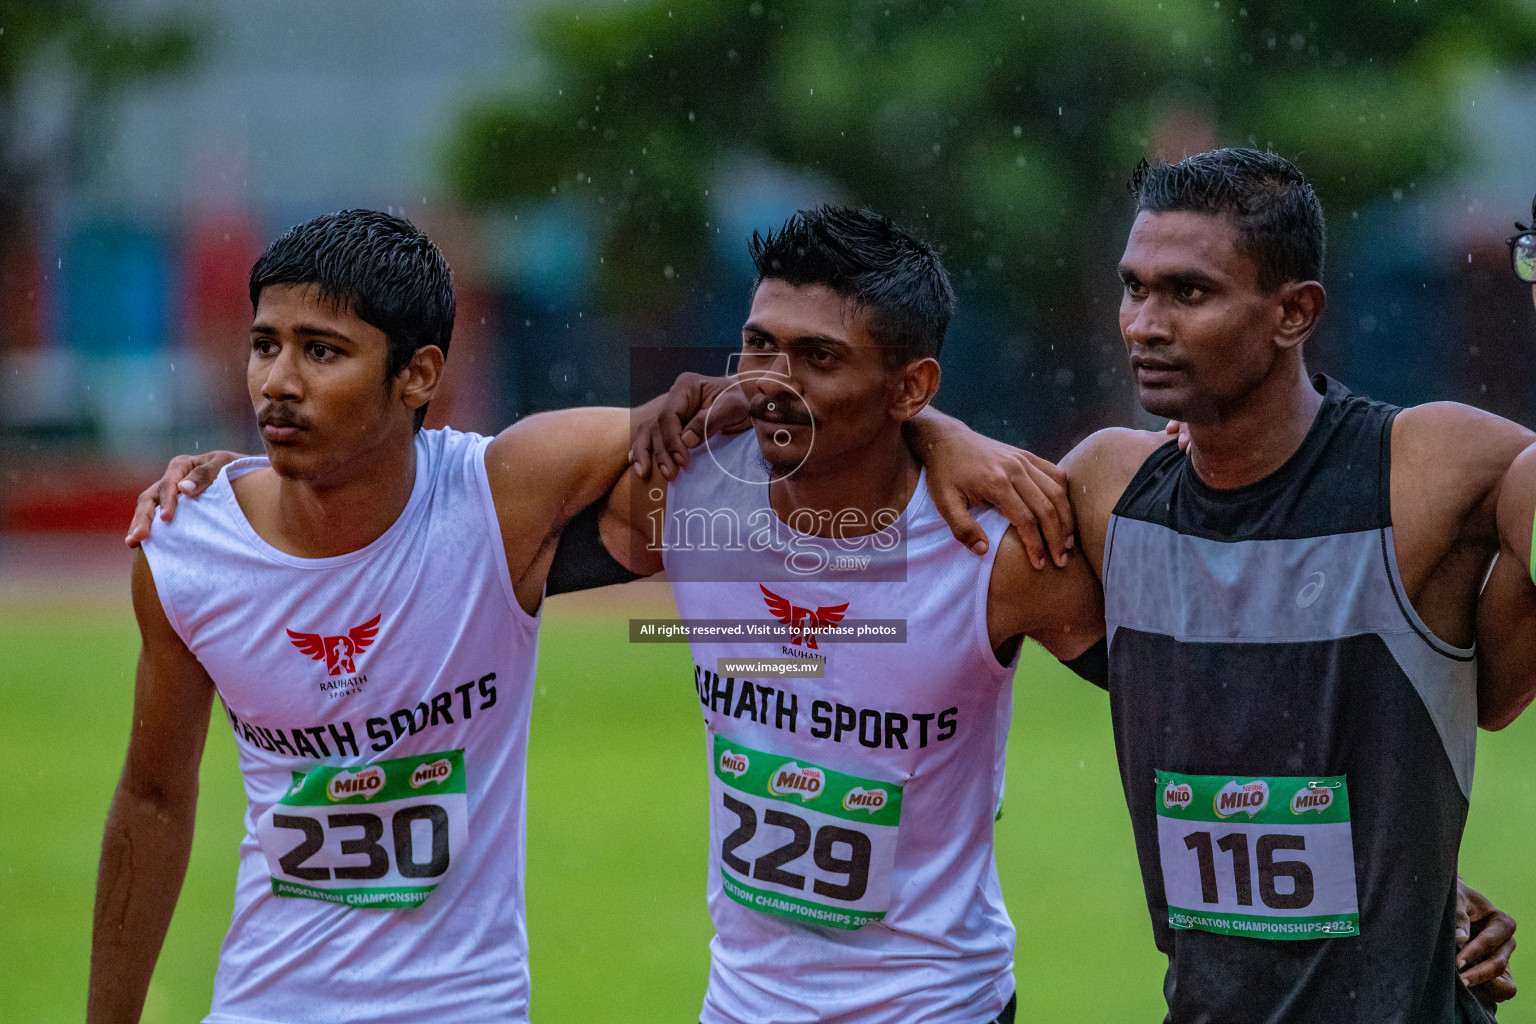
[986,526,1105,663]
[485,398,665,612]
[592,457,668,577]
[1391,403,1534,655]
[984,425,1169,669]
[1059,427,1169,578]
[1477,443,1536,730]
[125,450,244,547]
[905,406,1075,570]
[89,553,217,1023]
[1392,403,1535,555]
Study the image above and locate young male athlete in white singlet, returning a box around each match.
[599,207,1118,1023]
[88,210,690,1024]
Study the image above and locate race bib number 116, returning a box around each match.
[1156,770,1359,940]
[255,749,467,910]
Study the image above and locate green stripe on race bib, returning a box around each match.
[270,879,437,909]
[1155,771,1350,826]
[280,749,466,806]
[1168,905,1359,939]
[720,869,885,930]
[713,737,902,826]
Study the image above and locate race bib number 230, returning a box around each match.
[1156,771,1359,940]
[255,749,467,910]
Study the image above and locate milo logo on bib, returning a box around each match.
[1213,779,1269,818]
[1291,784,1335,815]
[768,763,825,801]
[410,758,452,788]
[843,787,888,813]
[327,765,385,801]
[1163,781,1193,810]
[719,751,750,777]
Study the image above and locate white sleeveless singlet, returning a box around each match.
[141,427,539,1024]
[662,432,1018,1024]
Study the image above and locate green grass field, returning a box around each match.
[5,592,1536,1022]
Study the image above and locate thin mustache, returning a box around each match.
[748,396,813,425]
[257,403,311,430]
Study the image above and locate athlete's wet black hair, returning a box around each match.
[1130,148,1325,293]
[250,209,455,430]
[749,205,954,365]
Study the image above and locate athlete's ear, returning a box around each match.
[398,344,445,413]
[1275,281,1326,352]
[891,357,941,423]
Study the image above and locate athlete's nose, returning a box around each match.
[755,363,796,398]
[1122,295,1171,349]
[259,343,304,402]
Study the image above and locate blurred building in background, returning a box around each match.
[2,0,1534,532]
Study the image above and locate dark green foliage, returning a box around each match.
[446,0,1536,331]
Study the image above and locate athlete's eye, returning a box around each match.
[308,343,335,361]
[1177,283,1206,302]
[252,337,277,356]
[744,336,772,351]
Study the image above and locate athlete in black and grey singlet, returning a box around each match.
[1103,375,1486,1023]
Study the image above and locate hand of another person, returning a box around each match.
[1456,877,1517,1006]
[125,451,243,548]
[630,373,750,481]
[916,414,1074,569]
[1164,419,1191,452]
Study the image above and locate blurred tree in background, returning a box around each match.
[448,0,1536,446]
[0,0,195,343]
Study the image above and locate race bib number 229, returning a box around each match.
[255,749,467,910]
[711,735,902,930]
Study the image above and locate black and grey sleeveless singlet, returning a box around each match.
[1103,375,1484,1023]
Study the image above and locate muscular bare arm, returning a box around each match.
[88,553,217,1023]
[485,398,666,613]
[1477,443,1536,729]
[1390,404,1535,652]
[971,427,1168,664]
[597,458,669,577]
[1058,427,1170,577]
[985,528,1105,662]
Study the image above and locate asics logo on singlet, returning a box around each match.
[287,614,382,676]
[760,585,848,649]
[1295,571,1326,609]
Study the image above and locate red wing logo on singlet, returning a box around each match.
[759,585,848,650]
[287,614,381,676]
